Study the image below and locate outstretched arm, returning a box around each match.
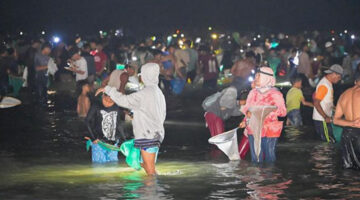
[103,86,142,110]
[301,97,313,107]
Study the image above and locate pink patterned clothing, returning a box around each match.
[241,88,286,138]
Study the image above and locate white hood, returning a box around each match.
[141,63,159,86]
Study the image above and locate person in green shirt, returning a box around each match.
[286,76,313,127]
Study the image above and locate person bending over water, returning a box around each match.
[96,63,166,176]
[333,73,360,169]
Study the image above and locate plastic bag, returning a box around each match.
[120,139,141,170]
[332,123,343,143]
[202,92,221,110]
[8,76,24,97]
[170,78,186,95]
[47,58,58,76]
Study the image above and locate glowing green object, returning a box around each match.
[270,42,279,48]
[219,65,224,72]
[116,64,125,70]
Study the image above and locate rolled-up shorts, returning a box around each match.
[140,146,159,163]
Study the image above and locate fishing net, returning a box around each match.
[248,106,277,162]
[209,128,240,160]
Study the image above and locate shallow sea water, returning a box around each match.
[1,91,360,199]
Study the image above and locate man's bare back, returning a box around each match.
[231,59,255,78]
[338,86,360,121]
[334,82,360,128]
[77,94,90,118]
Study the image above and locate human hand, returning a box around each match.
[239,121,246,128]
[84,136,91,140]
[93,139,99,144]
[95,88,105,96]
[69,66,77,72]
[325,116,331,123]
[352,118,360,128]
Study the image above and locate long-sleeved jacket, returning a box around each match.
[241,87,286,138]
[85,103,126,143]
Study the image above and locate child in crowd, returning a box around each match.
[84,93,128,163]
[286,76,313,127]
[77,80,91,118]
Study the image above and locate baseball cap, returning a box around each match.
[324,64,343,75]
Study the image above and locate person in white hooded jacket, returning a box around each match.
[96,63,166,175]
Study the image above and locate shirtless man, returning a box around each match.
[334,74,360,169]
[230,51,256,93]
[77,80,91,118]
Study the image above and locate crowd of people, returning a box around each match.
[1,29,360,174]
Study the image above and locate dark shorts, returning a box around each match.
[342,127,360,170]
[134,139,161,164]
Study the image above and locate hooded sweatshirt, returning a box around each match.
[104,63,166,142]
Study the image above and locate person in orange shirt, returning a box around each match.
[312,64,343,142]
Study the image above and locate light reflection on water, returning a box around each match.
[2,93,360,199]
[0,159,295,199]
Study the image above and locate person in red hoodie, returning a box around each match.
[240,67,286,163]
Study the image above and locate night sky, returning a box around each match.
[1,0,360,36]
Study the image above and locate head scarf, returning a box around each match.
[256,67,275,93]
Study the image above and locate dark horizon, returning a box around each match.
[1,0,360,37]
